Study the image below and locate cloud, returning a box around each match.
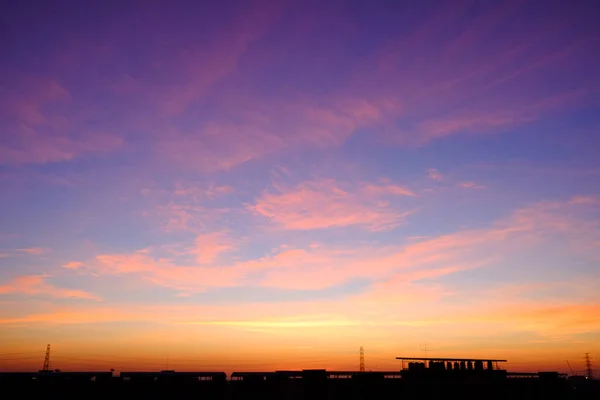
[458,181,486,189]
[354,0,597,147]
[0,129,124,165]
[156,95,402,173]
[16,247,52,256]
[248,178,415,231]
[62,261,84,269]
[150,2,284,117]
[93,251,244,292]
[0,78,124,165]
[174,183,235,200]
[569,196,597,205]
[428,168,443,181]
[190,232,237,264]
[139,181,237,233]
[0,275,100,301]
[257,195,600,291]
[151,203,232,234]
[65,195,600,296]
[157,123,285,173]
[413,110,533,144]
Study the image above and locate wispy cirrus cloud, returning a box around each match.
[157,96,401,172]
[0,78,124,165]
[0,275,100,301]
[352,0,598,147]
[248,178,415,231]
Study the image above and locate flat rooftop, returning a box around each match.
[396,357,507,362]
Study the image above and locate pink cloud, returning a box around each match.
[361,182,416,197]
[388,89,590,146]
[93,251,244,292]
[1,77,124,165]
[152,3,284,117]
[158,122,285,172]
[248,178,415,231]
[0,275,100,300]
[0,129,124,165]
[428,168,443,181]
[157,95,402,172]
[66,196,600,294]
[414,110,533,144]
[250,197,600,291]
[62,261,84,269]
[142,182,235,233]
[347,1,596,148]
[16,247,52,256]
[458,181,486,189]
[174,183,235,200]
[190,232,237,264]
[151,201,231,233]
[569,195,597,205]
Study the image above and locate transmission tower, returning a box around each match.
[359,346,365,372]
[42,344,51,371]
[585,353,593,379]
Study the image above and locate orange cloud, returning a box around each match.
[0,275,100,301]
[248,178,415,231]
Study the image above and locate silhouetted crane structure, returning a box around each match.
[566,360,575,376]
[42,344,51,372]
[359,347,365,372]
[585,353,593,379]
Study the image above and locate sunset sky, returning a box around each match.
[1,0,599,374]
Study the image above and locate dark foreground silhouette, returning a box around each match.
[1,368,599,400]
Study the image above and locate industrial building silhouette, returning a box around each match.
[1,354,599,399]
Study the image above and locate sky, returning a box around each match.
[1,0,599,374]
